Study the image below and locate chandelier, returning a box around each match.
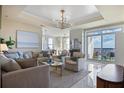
[56,10,71,29]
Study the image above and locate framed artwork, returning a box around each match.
[16,30,40,48]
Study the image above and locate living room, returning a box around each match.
[0,4,124,89]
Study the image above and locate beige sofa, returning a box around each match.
[0,65,50,88]
[0,52,50,88]
[0,66,1,88]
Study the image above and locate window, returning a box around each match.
[87,28,122,62]
[48,38,53,49]
[102,34,115,61]
[88,36,102,60]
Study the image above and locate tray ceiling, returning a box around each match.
[2,5,103,29]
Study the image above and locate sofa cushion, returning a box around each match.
[16,58,37,69]
[39,53,43,57]
[1,59,21,72]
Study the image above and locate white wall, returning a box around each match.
[70,28,84,52]
[115,32,124,65]
[70,29,83,42]
[1,18,42,52]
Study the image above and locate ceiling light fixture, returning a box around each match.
[56,9,72,29]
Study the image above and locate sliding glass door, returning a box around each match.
[87,28,121,62]
[88,36,101,60]
[102,34,115,61]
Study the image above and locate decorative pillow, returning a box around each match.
[16,58,37,69]
[1,59,21,72]
[18,51,24,59]
[4,52,20,60]
[23,53,30,59]
[32,52,39,58]
[38,53,43,58]
[23,51,33,59]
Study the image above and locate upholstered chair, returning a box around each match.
[65,52,84,72]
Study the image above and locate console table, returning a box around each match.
[97,64,124,88]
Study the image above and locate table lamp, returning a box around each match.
[0,44,8,54]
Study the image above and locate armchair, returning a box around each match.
[65,52,84,72]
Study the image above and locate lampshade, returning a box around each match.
[0,44,8,52]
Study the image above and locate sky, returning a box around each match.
[93,34,115,48]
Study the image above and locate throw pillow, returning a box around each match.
[4,52,20,60]
[18,51,24,59]
[1,59,21,72]
[23,51,33,59]
[23,53,30,59]
[38,53,43,58]
[32,52,39,58]
[16,58,37,69]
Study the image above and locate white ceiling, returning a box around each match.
[2,5,103,29]
[24,5,100,22]
[78,5,124,29]
[2,5,124,30]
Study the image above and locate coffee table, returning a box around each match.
[51,61,64,76]
[42,61,64,76]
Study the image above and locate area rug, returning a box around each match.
[50,69,90,88]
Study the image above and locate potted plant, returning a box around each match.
[6,36,15,49]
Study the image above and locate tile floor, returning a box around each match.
[71,61,106,88]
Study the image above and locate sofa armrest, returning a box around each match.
[0,65,1,88]
[2,65,50,88]
[77,58,88,71]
